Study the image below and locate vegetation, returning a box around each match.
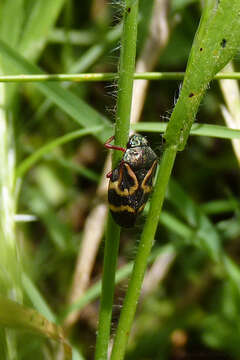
[0,0,240,359]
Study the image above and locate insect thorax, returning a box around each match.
[123,146,157,171]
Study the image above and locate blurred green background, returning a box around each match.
[0,0,240,359]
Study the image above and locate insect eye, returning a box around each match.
[132,139,140,146]
[127,134,148,148]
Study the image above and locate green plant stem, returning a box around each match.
[133,122,240,139]
[111,1,240,358]
[111,145,177,360]
[136,72,240,80]
[94,215,121,360]
[1,72,240,83]
[95,1,139,359]
[60,243,174,320]
[113,10,138,152]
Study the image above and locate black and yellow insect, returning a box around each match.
[105,134,158,227]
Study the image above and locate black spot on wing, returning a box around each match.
[135,168,148,183]
[110,167,120,182]
[120,163,136,191]
[221,38,227,48]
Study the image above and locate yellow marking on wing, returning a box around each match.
[109,181,129,196]
[137,203,147,214]
[141,160,157,193]
[109,163,138,196]
[109,204,136,213]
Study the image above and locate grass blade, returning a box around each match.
[16,126,103,178]
[133,122,240,140]
[0,296,71,359]
[165,0,240,150]
[19,0,66,61]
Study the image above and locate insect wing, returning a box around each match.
[137,159,158,215]
[108,163,138,227]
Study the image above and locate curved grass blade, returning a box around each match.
[0,296,71,359]
[16,126,103,179]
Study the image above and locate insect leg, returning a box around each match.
[104,136,126,153]
[106,160,125,179]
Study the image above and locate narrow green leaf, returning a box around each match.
[0,0,24,102]
[133,122,240,140]
[22,273,56,323]
[48,27,97,46]
[0,296,71,359]
[0,0,23,48]
[46,154,100,182]
[19,0,66,61]
[16,126,103,178]
[165,0,240,150]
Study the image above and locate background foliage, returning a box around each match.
[0,0,240,359]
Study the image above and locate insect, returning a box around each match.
[105,134,158,227]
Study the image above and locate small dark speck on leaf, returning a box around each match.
[221,39,227,48]
[189,93,194,98]
[200,48,203,51]
[127,7,131,13]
